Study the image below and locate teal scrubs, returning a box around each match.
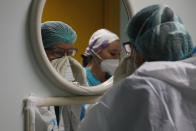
[85,66,101,86]
[80,66,111,120]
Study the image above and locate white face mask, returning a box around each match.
[100,59,119,75]
[64,60,75,82]
[50,56,74,82]
[91,49,120,75]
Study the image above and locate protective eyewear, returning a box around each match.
[47,47,78,58]
[123,42,145,64]
[123,42,132,55]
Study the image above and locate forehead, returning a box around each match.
[105,40,120,51]
[51,43,73,49]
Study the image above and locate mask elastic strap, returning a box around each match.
[90,49,103,61]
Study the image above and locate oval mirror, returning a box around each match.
[30,0,133,95]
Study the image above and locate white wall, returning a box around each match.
[0,0,196,130]
[0,0,71,130]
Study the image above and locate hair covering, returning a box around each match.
[127,4,193,61]
[84,29,119,56]
[41,21,77,48]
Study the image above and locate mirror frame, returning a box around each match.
[29,0,116,95]
[122,0,135,20]
[30,0,134,95]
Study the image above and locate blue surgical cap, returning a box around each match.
[127,4,193,61]
[41,21,77,48]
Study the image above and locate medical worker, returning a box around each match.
[80,29,120,120]
[78,4,196,131]
[82,29,120,86]
[40,21,87,131]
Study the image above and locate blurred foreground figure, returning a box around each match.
[78,4,196,131]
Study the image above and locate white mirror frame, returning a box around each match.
[122,0,135,20]
[30,0,116,95]
[30,0,134,95]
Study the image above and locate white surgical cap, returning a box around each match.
[84,29,119,56]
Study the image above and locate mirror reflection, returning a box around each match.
[41,21,87,86]
[81,29,121,86]
[41,0,120,86]
[41,21,121,86]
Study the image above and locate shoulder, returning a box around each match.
[101,73,169,107]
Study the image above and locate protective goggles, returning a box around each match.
[47,47,78,58]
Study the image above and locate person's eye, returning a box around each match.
[54,51,64,57]
[53,49,65,57]
[110,52,117,56]
[67,50,73,56]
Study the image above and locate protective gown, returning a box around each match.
[78,56,196,131]
[33,56,87,131]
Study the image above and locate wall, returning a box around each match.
[0,0,71,131]
[0,0,196,131]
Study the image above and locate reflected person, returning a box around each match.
[80,29,120,120]
[41,21,87,131]
[78,4,195,131]
[82,29,121,86]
